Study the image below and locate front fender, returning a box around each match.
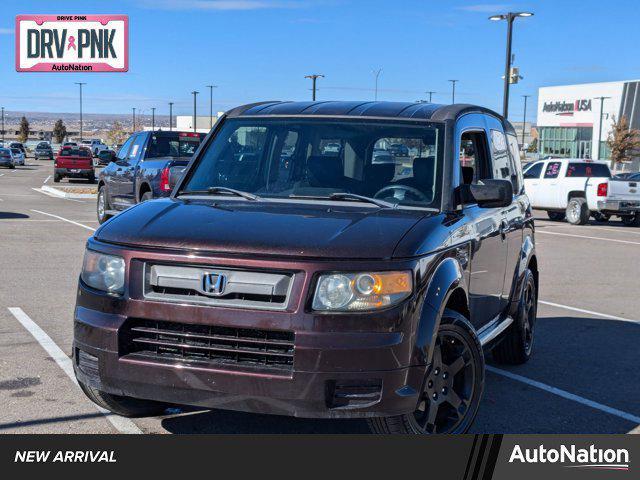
[414,256,466,365]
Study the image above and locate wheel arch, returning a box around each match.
[137,182,152,202]
[414,257,467,365]
[567,190,586,201]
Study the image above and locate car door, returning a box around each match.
[108,135,136,206]
[539,161,563,208]
[113,133,146,205]
[456,114,508,328]
[522,161,545,206]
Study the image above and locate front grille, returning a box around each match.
[120,318,295,372]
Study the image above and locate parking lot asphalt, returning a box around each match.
[0,159,638,434]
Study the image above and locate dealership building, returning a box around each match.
[537,80,640,169]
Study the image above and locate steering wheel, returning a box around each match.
[374,184,429,203]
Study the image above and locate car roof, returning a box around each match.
[226,100,506,125]
[536,158,609,165]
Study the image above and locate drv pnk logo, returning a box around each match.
[15,15,128,72]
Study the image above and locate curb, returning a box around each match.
[40,185,97,199]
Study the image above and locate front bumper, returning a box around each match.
[597,200,640,213]
[72,243,433,419]
[35,152,53,159]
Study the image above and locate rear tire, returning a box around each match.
[140,191,153,203]
[78,380,169,418]
[492,269,537,365]
[547,211,566,221]
[88,174,96,184]
[592,212,610,223]
[367,310,484,434]
[53,174,61,183]
[97,186,112,224]
[566,197,589,225]
[622,214,640,227]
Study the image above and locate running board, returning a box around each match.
[478,316,514,346]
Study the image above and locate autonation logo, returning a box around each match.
[509,444,630,471]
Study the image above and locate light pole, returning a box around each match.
[151,107,156,131]
[206,85,217,128]
[191,91,199,133]
[304,75,324,101]
[1,107,4,143]
[132,107,136,133]
[426,91,436,103]
[169,102,174,131]
[448,80,458,104]
[521,95,531,146]
[489,12,534,118]
[595,96,611,160]
[372,69,383,101]
[74,82,86,141]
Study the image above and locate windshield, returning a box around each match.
[180,118,443,209]
[146,132,205,158]
[37,143,49,149]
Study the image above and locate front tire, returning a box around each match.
[566,197,589,225]
[492,269,537,365]
[368,310,484,434]
[78,380,169,418]
[97,186,112,224]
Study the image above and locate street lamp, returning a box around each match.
[521,95,531,147]
[132,107,136,132]
[595,96,611,160]
[191,91,199,133]
[151,107,156,131]
[169,102,174,131]
[426,91,436,103]
[304,74,324,101]
[74,82,86,141]
[489,11,534,118]
[372,69,383,101]
[1,107,4,143]
[206,85,217,128]
[448,80,458,104]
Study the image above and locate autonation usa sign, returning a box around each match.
[15,15,128,72]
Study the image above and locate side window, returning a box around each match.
[459,130,490,186]
[489,129,513,185]
[506,133,523,192]
[128,134,147,165]
[523,162,544,179]
[544,161,562,179]
[116,136,135,162]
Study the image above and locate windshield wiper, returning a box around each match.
[288,192,395,208]
[179,186,259,201]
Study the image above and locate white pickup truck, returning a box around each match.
[523,158,640,226]
[81,139,109,157]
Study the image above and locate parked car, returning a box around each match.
[387,143,409,156]
[10,148,25,166]
[83,139,109,157]
[523,158,640,226]
[54,145,95,183]
[75,101,538,434]
[0,147,15,169]
[63,142,78,147]
[372,148,395,164]
[34,142,54,160]
[96,149,116,166]
[96,130,205,223]
[9,142,26,155]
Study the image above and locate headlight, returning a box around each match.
[81,250,125,294]
[312,271,412,311]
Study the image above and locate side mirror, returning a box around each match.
[461,179,513,208]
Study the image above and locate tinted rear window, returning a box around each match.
[60,148,90,157]
[566,162,610,178]
[146,133,205,158]
[37,143,50,148]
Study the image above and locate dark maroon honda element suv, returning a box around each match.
[74,101,538,434]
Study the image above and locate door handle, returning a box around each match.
[500,220,509,239]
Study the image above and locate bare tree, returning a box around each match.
[607,116,640,170]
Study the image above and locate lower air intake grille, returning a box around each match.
[120,318,295,371]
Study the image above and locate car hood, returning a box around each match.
[95,198,430,259]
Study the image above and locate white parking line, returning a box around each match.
[539,300,640,325]
[538,221,640,236]
[31,209,96,231]
[537,230,640,246]
[43,175,51,184]
[486,366,640,425]
[31,187,85,203]
[7,307,142,434]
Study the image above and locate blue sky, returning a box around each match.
[1,0,639,121]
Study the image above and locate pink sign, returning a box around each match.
[16,15,128,72]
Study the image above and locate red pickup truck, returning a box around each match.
[54,146,96,183]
